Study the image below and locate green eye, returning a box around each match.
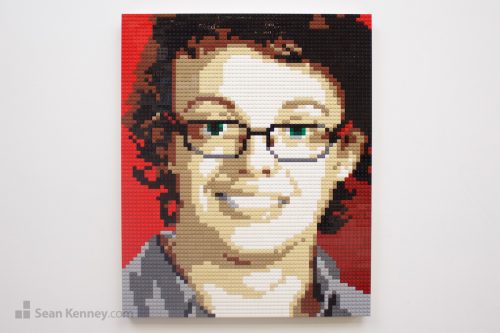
[206,123,225,136]
[289,126,307,137]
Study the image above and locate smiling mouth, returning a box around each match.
[214,192,290,209]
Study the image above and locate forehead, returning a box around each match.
[174,44,343,128]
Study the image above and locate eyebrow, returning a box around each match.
[281,100,331,117]
[180,96,244,121]
[184,96,236,113]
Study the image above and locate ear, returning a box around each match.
[332,127,367,182]
[165,132,181,174]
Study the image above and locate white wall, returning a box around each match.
[1,0,499,332]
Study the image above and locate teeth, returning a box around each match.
[215,193,288,209]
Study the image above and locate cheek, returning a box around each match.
[198,156,221,178]
[176,133,223,205]
[177,131,222,183]
[191,156,222,210]
[283,158,334,220]
[286,159,327,198]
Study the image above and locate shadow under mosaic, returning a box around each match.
[121,14,372,317]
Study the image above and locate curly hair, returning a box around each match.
[123,14,371,234]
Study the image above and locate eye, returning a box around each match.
[205,122,226,136]
[289,126,307,138]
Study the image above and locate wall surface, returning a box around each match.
[1,0,499,332]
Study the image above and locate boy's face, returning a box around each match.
[170,44,357,256]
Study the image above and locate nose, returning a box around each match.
[242,135,277,176]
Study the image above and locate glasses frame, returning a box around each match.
[177,120,344,162]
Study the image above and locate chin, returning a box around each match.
[227,219,316,253]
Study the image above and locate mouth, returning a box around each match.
[214,192,290,210]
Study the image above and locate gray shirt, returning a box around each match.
[123,235,370,317]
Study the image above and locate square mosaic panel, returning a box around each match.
[122,14,372,317]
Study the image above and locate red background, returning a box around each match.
[121,14,371,294]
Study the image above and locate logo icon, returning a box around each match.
[15,300,30,319]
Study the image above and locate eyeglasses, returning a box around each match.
[178,120,342,162]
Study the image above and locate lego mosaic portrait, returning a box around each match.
[121,14,372,318]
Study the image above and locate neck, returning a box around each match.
[164,228,316,317]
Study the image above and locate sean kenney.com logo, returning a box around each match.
[14,300,132,320]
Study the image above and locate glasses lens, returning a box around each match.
[270,125,331,161]
[186,121,246,158]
